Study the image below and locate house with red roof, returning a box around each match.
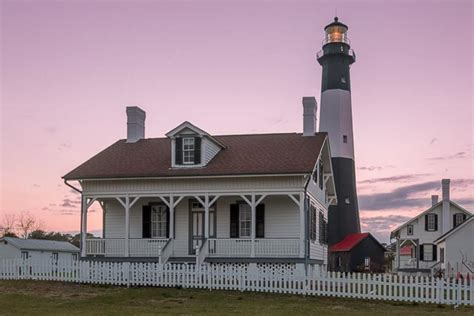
[328,232,386,272]
[63,101,338,274]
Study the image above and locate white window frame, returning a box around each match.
[364,257,370,269]
[423,244,434,261]
[182,137,195,164]
[52,252,59,263]
[407,224,413,236]
[151,205,168,238]
[427,213,436,231]
[454,213,464,227]
[21,251,29,260]
[239,204,251,238]
[72,253,78,261]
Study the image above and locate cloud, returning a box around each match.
[359,178,474,211]
[358,174,429,185]
[357,165,395,171]
[429,138,438,145]
[44,126,57,133]
[69,189,80,195]
[427,152,467,161]
[361,215,412,232]
[60,198,81,208]
[58,141,72,151]
[33,184,41,188]
[359,180,441,211]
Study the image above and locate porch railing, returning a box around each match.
[207,238,300,258]
[159,239,173,264]
[86,238,169,258]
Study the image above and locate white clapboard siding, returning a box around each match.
[0,259,473,306]
[203,137,221,165]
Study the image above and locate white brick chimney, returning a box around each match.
[441,179,450,234]
[431,195,438,206]
[302,97,317,136]
[126,106,146,143]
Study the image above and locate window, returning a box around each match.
[344,197,350,205]
[318,160,324,190]
[310,204,317,241]
[341,77,346,83]
[52,253,58,263]
[72,254,78,261]
[440,248,445,263]
[423,244,434,261]
[239,204,251,238]
[454,213,465,227]
[407,225,413,236]
[151,205,168,238]
[319,212,327,244]
[364,257,371,269]
[182,137,195,164]
[21,251,29,260]
[426,213,436,231]
[343,135,347,143]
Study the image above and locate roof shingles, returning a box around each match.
[63,133,327,180]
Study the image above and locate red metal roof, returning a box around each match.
[329,233,370,252]
[400,245,412,256]
[63,133,327,180]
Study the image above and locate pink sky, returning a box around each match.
[1,0,473,243]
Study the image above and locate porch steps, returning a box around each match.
[167,257,196,264]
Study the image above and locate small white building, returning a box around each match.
[390,179,472,274]
[0,237,79,262]
[434,216,474,277]
[63,99,337,273]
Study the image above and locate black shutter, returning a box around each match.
[453,214,457,228]
[256,204,265,238]
[175,138,183,165]
[463,213,467,220]
[425,215,428,231]
[310,206,317,241]
[166,207,170,238]
[142,205,152,238]
[419,244,424,261]
[433,245,437,261]
[194,137,201,164]
[230,204,239,238]
[434,214,438,231]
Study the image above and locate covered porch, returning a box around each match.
[81,191,307,263]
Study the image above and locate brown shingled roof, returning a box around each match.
[63,133,327,180]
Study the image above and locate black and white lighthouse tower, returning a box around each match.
[317,17,361,245]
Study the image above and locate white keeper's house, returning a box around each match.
[63,98,336,272]
[390,179,472,275]
[0,237,79,262]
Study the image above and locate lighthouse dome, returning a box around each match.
[323,17,350,45]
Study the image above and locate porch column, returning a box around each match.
[251,194,256,258]
[299,192,305,258]
[80,195,88,257]
[396,237,400,270]
[124,196,130,257]
[169,195,175,239]
[204,195,210,239]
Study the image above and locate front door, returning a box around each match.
[190,210,205,255]
[189,201,216,255]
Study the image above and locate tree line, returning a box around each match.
[0,212,89,247]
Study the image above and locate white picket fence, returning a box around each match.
[0,259,473,306]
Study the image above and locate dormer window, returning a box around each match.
[175,136,201,166]
[183,137,195,164]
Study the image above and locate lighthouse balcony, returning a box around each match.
[317,48,356,61]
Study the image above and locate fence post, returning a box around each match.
[124,262,130,288]
[456,277,462,306]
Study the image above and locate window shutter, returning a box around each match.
[319,160,324,190]
[175,138,183,165]
[419,244,424,261]
[194,137,201,164]
[230,204,239,238]
[256,204,265,238]
[433,245,437,261]
[310,206,317,241]
[166,207,170,238]
[425,215,428,231]
[463,213,467,221]
[453,214,457,228]
[319,212,325,244]
[142,205,152,238]
[434,214,438,231]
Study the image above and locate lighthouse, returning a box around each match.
[317,17,361,245]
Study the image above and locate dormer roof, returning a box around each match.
[165,121,226,148]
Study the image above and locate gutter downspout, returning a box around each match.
[303,174,311,277]
[64,180,83,256]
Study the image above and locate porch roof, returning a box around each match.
[63,133,327,180]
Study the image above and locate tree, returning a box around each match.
[0,213,17,237]
[17,211,43,239]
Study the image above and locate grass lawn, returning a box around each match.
[0,280,472,315]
